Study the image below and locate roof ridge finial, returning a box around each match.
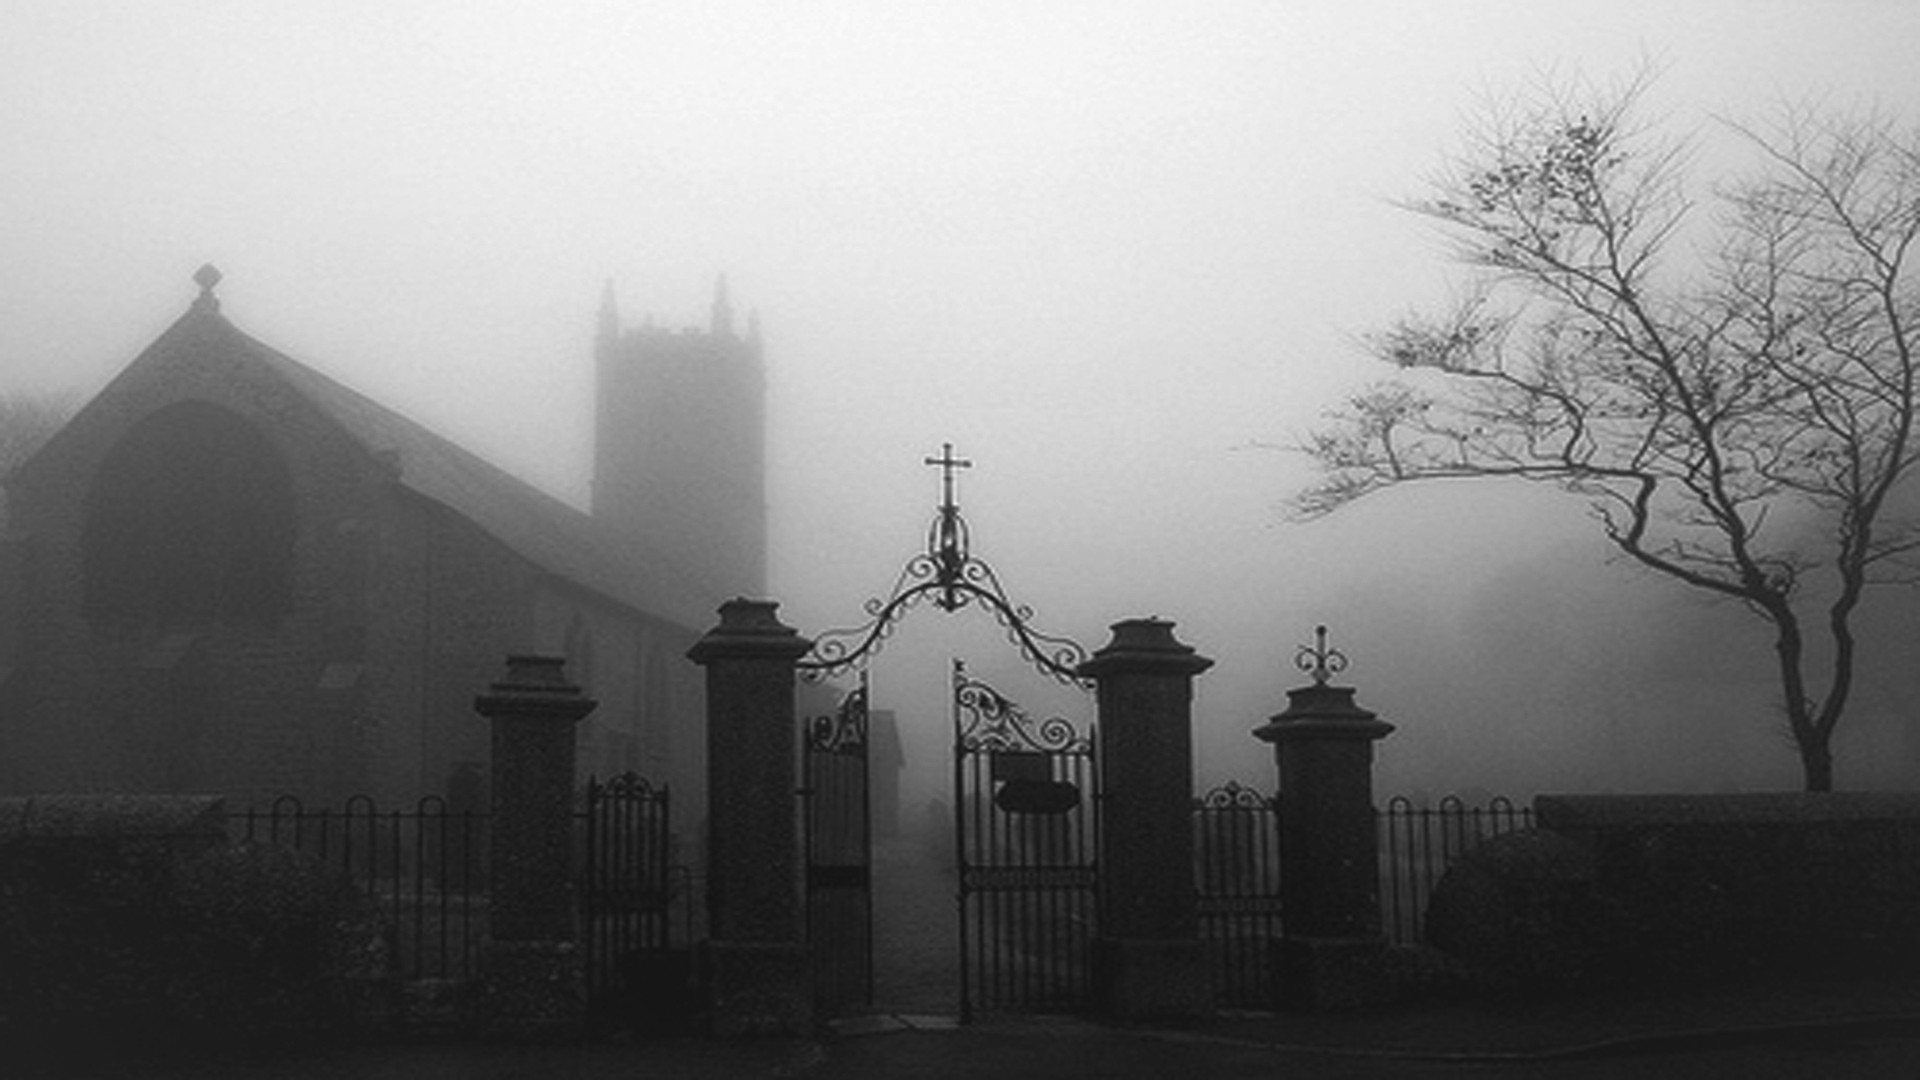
[191,263,223,313]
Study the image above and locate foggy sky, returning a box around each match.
[7,1,1920,798]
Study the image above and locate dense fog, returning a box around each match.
[6,2,1920,803]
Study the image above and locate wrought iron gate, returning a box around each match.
[803,677,874,1016]
[953,661,1098,1021]
[578,772,679,1015]
[792,443,1095,1021]
[1194,780,1284,1008]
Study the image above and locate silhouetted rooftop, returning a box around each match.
[35,293,716,633]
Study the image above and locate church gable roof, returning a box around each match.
[41,284,715,633]
[236,322,714,631]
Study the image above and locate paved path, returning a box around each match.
[29,1011,1920,1080]
[869,834,960,1015]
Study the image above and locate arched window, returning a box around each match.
[83,401,295,623]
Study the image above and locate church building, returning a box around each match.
[0,267,765,810]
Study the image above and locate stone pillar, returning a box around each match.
[1251,630,1396,1009]
[472,654,596,1035]
[1077,617,1214,1020]
[686,598,813,1035]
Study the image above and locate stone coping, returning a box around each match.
[0,793,227,841]
[1535,792,1920,830]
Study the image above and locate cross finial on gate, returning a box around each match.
[924,443,974,610]
[798,440,1088,682]
[925,441,973,513]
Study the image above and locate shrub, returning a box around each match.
[0,839,390,1047]
[164,841,392,1030]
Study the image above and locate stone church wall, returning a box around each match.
[364,493,534,807]
[0,328,404,805]
[529,584,707,832]
[2,285,735,833]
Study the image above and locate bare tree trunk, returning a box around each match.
[1799,734,1835,793]
[1765,608,1835,792]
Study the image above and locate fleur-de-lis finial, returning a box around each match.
[1295,624,1349,686]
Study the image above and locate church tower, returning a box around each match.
[592,278,767,605]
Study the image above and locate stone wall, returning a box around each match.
[1426,793,1920,988]
[0,794,390,1044]
[363,493,530,805]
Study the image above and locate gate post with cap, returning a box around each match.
[687,598,814,1035]
[472,654,596,1035]
[1077,617,1214,1020]
[1253,626,1397,1009]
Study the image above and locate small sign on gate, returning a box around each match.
[995,779,1081,816]
[991,750,1051,782]
[992,751,1079,814]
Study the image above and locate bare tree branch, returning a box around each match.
[1290,74,1920,790]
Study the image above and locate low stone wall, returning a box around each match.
[0,792,228,848]
[1425,793,1920,988]
[0,793,390,1045]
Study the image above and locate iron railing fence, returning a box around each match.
[1193,788,1533,1004]
[238,779,694,989]
[1193,781,1284,1009]
[956,746,1101,1020]
[234,795,490,982]
[236,785,1525,995]
[1377,795,1533,947]
[578,773,687,1003]
[802,683,876,1019]
[953,665,1101,1023]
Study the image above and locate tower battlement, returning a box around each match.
[592,278,767,606]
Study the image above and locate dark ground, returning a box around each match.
[21,992,1920,1080]
[16,831,1920,1078]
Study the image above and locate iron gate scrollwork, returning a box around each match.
[798,443,1088,685]
[803,676,874,1016]
[953,661,1098,1021]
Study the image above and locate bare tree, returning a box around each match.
[1295,73,1920,791]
